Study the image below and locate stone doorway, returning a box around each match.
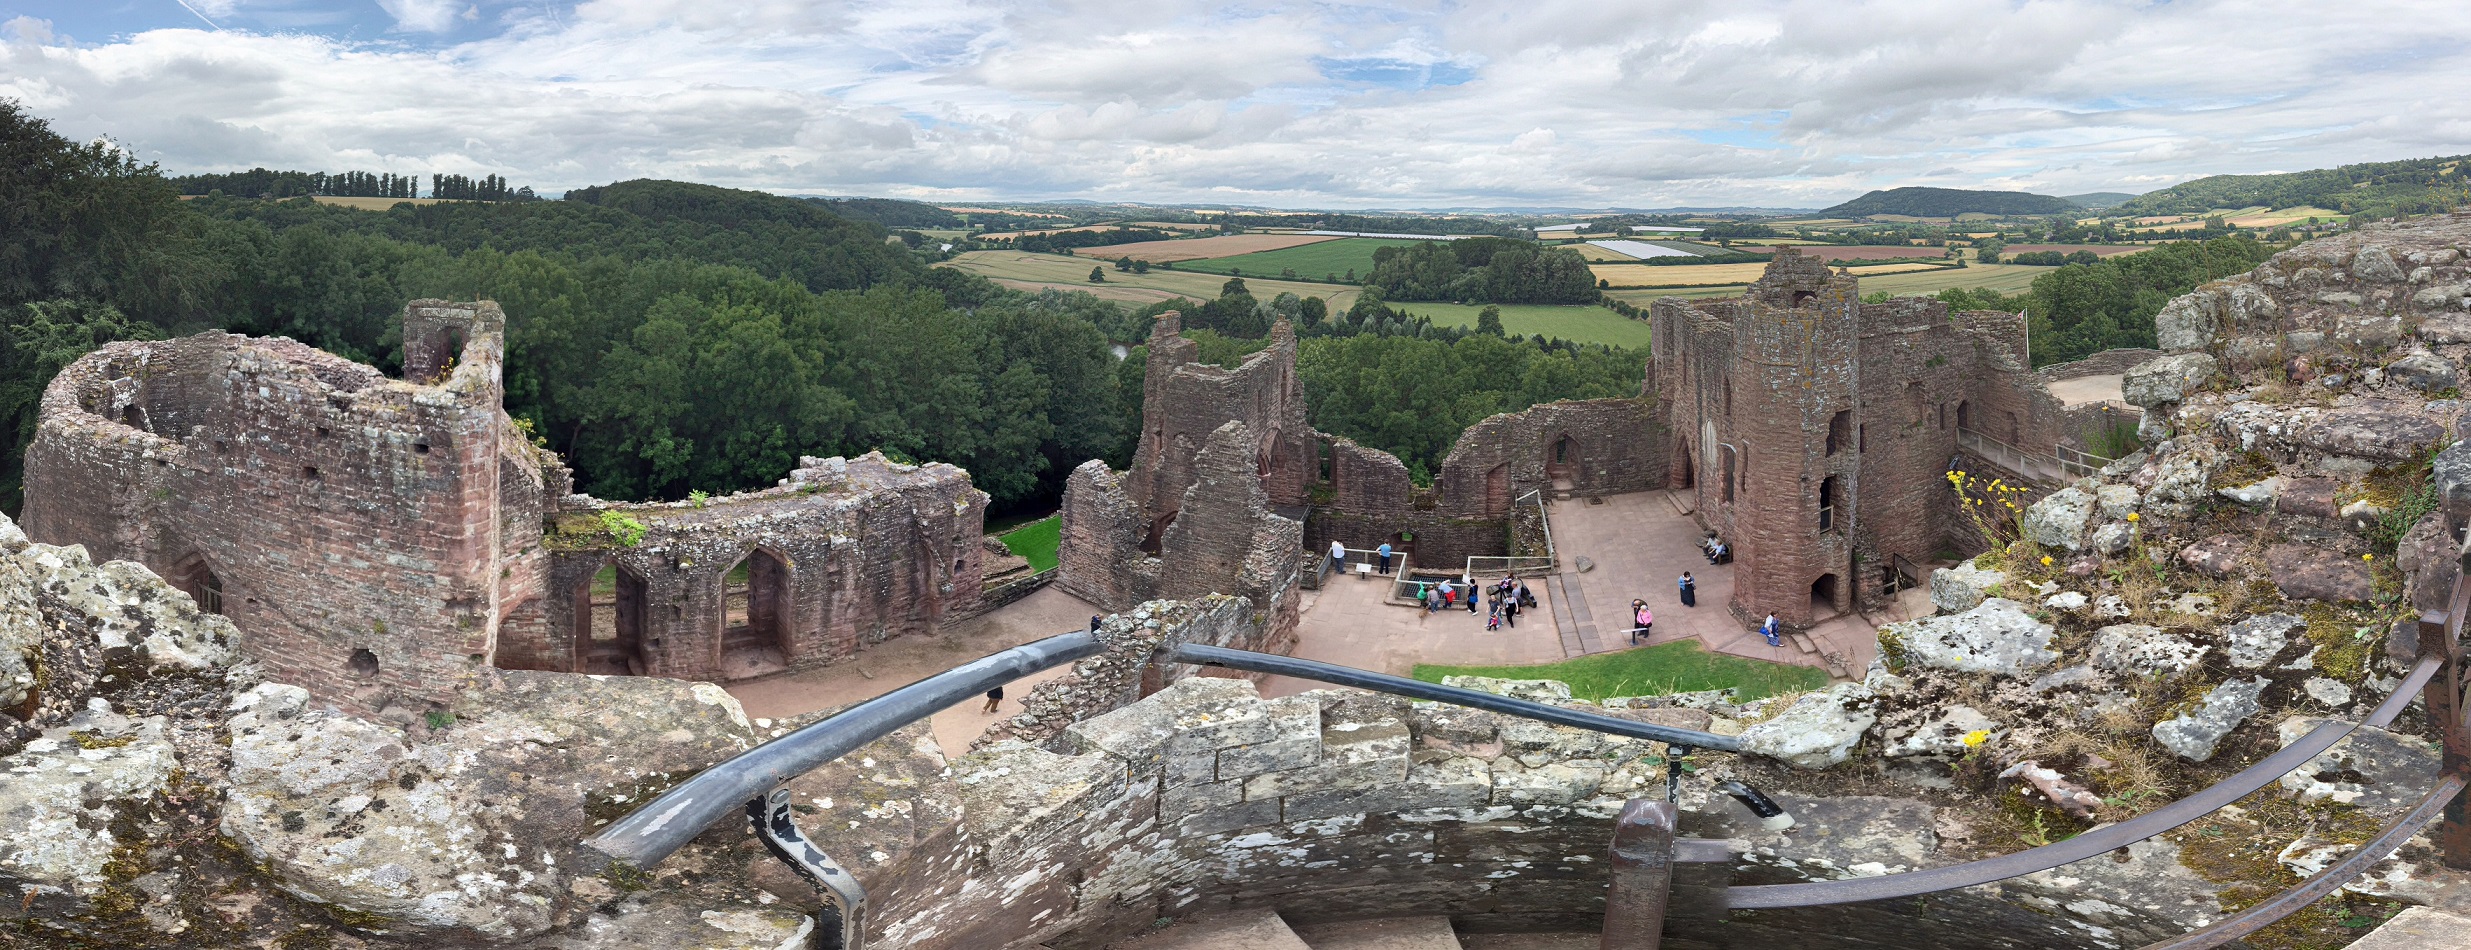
[1546,434,1578,489]
[579,562,650,676]
[720,549,793,679]
[1810,573,1840,618]
[169,555,224,615]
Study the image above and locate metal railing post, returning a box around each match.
[2422,585,2471,869]
[1602,799,1676,950]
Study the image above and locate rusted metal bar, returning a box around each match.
[2366,654,2445,729]
[1603,799,1676,950]
[2135,774,2467,950]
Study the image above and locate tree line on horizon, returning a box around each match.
[172,167,540,202]
[0,100,1641,513]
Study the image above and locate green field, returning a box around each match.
[1413,639,1829,701]
[1173,237,1427,281]
[1387,302,1654,349]
[1602,261,2051,307]
[997,515,1060,572]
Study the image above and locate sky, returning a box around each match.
[3,1,2467,209]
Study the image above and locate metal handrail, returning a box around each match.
[2137,775,2468,950]
[583,630,1103,869]
[1165,643,1745,752]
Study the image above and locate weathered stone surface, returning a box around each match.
[2094,483,2142,520]
[220,672,760,942]
[1438,676,1573,703]
[2386,350,2459,393]
[533,895,813,950]
[2152,677,2268,762]
[2302,404,2448,463]
[2275,717,2440,809]
[2278,476,2341,518]
[2222,613,2305,670]
[2435,440,2471,526]
[2303,677,2354,706]
[0,712,181,916]
[2267,543,2374,602]
[2092,522,2135,555]
[2179,534,2246,577]
[2122,353,2220,408]
[2396,511,2456,613]
[1929,560,2006,614]
[1739,683,1877,769]
[2023,487,2096,551]
[2089,624,2206,678]
[2000,760,2103,818]
[2143,446,2216,516]
[2217,475,2282,506]
[1881,704,1998,758]
[1880,598,2058,676]
[2353,245,2406,282]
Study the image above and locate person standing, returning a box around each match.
[1090,614,1104,632]
[982,685,1004,713]
[1466,575,1480,614]
[1760,613,1782,647]
[1376,541,1393,575]
[1438,577,1455,608]
[1632,601,1654,644]
[1678,572,1696,607]
[1502,592,1519,628]
[1329,539,1347,577]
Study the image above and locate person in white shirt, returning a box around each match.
[1329,539,1347,576]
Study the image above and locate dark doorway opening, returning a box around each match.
[720,550,793,679]
[579,562,650,676]
[1546,434,1578,487]
[1139,512,1177,556]
[1811,573,1839,617]
[1677,442,1695,489]
[1721,447,1738,503]
[170,556,224,615]
[1818,476,1839,532]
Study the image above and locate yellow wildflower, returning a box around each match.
[2040,555,2053,566]
[2125,512,2140,523]
[2363,553,2375,562]
[1961,730,1992,748]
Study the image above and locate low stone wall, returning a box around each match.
[2036,347,2165,382]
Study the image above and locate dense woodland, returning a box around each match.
[2116,154,2471,219]
[1930,234,2273,365]
[1817,187,2082,218]
[0,102,1643,512]
[1365,238,1599,304]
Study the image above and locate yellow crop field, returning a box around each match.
[938,251,1361,309]
[1845,263,1958,277]
[1592,263,1772,288]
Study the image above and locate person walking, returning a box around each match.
[1090,614,1104,632]
[1329,539,1347,577]
[1502,592,1519,629]
[1465,575,1480,613]
[982,685,1004,713]
[1517,581,1535,609]
[1376,541,1393,575]
[1760,613,1782,648]
[1438,577,1455,608]
[1678,572,1696,607]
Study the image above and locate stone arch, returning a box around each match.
[1955,400,1972,431]
[168,553,224,615]
[577,560,651,676]
[718,547,795,679]
[1720,445,1738,504]
[1675,438,1695,489]
[1545,433,1578,485]
[1811,572,1840,617]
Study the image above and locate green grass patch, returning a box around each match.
[1411,639,1829,701]
[1387,302,1654,349]
[997,515,1061,572]
[1175,237,1428,281]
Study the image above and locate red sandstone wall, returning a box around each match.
[23,305,523,713]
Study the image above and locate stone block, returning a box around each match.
[1879,598,2058,676]
[2222,613,2305,669]
[1739,682,1878,769]
[1929,560,2005,614]
[2278,477,2340,518]
[2267,543,2374,603]
[1242,716,1411,799]
[1217,734,1321,781]
[1172,797,1285,837]
[2089,624,2206,678]
[1489,761,1609,806]
[1164,693,1316,756]
[1281,757,1492,822]
[2121,353,2219,408]
[1063,675,1261,778]
[2152,677,2268,762]
[1159,777,1244,821]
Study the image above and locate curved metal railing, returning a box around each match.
[579,579,2471,950]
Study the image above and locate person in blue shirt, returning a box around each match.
[1376,541,1393,575]
[1760,613,1782,647]
[1678,572,1696,607]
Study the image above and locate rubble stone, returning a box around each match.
[2267,543,2375,602]
[2089,624,2206,678]
[1739,683,1877,769]
[2223,613,2306,669]
[2152,678,2268,762]
[1879,598,2058,676]
[1929,560,2006,614]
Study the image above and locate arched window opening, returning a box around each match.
[1956,400,1972,431]
[1720,446,1738,504]
[348,649,380,678]
[171,556,224,615]
[1825,410,1851,456]
[1818,476,1839,532]
[1546,434,1579,487]
[579,562,650,676]
[1811,573,1839,616]
[720,549,793,680]
[1139,512,1176,556]
[1791,290,1816,307]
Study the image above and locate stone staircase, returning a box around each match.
[1108,908,1598,950]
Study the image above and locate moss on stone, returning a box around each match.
[601,859,654,894]
[2301,603,2373,681]
[68,731,137,750]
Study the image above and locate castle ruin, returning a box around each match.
[20,301,991,714]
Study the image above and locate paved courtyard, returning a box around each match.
[727,584,1099,755]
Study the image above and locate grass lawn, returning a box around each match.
[1412,639,1829,702]
[1175,237,1426,281]
[997,515,1060,572]
[1388,302,1654,349]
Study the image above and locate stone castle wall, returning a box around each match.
[20,303,540,711]
[23,302,992,712]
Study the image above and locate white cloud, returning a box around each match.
[6,0,2471,207]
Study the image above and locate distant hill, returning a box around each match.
[2116,154,2471,218]
[808,197,963,229]
[2064,192,2139,210]
[1817,187,2078,218]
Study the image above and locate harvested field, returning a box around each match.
[1124,221,1218,231]
[1787,245,1951,262]
[2226,206,2346,227]
[943,207,1066,217]
[1089,233,1341,263]
[1859,263,2047,296]
[939,251,1360,309]
[1592,262,1772,288]
[2001,244,2147,257]
[1385,303,1654,349]
[1570,243,1643,261]
[1844,262,1959,277]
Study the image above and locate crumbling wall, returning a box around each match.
[1441,399,1668,510]
[1057,460,1160,609]
[20,302,541,713]
[1126,314,1315,517]
[523,453,986,683]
